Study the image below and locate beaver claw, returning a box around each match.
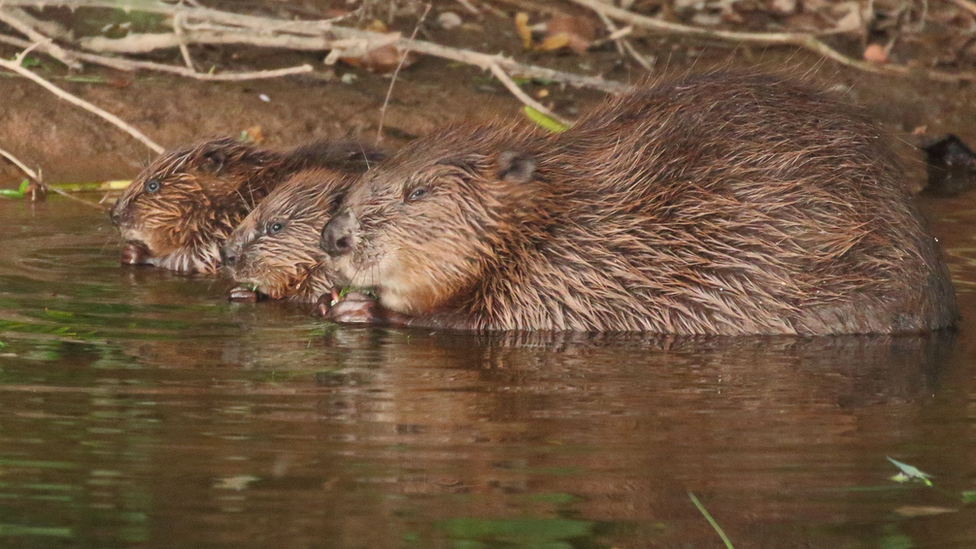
[318,291,383,324]
[229,286,261,303]
[120,242,152,265]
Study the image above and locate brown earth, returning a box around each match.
[2,2,976,190]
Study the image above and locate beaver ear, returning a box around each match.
[496,151,537,184]
[200,148,227,174]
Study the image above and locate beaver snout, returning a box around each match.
[320,210,358,257]
[109,202,125,227]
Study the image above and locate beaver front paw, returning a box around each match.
[229,286,263,303]
[318,291,384,324]
[120,242,152,265]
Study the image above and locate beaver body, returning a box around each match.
[110,138,382,274]
[223,168,351,302]
[321,72,958,335]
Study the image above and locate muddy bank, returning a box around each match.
[3,13,976,189]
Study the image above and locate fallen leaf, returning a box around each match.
[242,126,263,144]
[545,15,595,54]
[340,44,417,73]
[515,12,532,49]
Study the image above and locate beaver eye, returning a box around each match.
[144,179,161,194]
[266,221,284,236]
[406,187,428,202]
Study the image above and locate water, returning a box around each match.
[1,197,975,549]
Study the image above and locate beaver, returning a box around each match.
[319,71,959,335]
[109,137,382,274]
[222,168,351,303]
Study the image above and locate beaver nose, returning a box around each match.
[321,210,358,257]
[220,246,237,266]
[109,203,122,226]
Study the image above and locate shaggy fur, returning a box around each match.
[224,168,351,302]
[322,72,959,335]
[110,137,381,274]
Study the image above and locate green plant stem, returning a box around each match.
[688,491,735,549]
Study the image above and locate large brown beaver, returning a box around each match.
[320,72,959,335]
[109,137,382,274]
[222,168,351,303]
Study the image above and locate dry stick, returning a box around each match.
[2,0,628,92]
[0,44,164,153]
[568,0,976,83]
[0,146,38,180]
[489,63,573,126]
[80,27,629,93]
[0,146,109,210]
[0,33,313,80]
[0,8,82,68]
[7,0,627,92]
[595,11,653,71]
[376,3,431,143]
[173,10,196,71]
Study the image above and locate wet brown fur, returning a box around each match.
[325,71,958,335]
[110,137,381,273]
[224,168,351,302]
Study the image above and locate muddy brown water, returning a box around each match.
[1,195,976,549]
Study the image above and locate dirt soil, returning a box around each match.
[3,1,976,190]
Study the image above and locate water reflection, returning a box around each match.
[0,199,975,549]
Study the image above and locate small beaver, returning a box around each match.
[320,72,958,335]
[110,137,382,274]
[222,168,351,303]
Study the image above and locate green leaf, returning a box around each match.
[0,189,24,199]
[523,106,570,133]
[888,457,933,486]
[961,491,976,503]
[18,179,29,193]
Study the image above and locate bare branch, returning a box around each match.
[489,63,572,126]
[568,0,976,83]
[0,47,164,153]
[0,0,628,93]
[0,146,39,181]
[0,33,313,80]
[0,8,82,68]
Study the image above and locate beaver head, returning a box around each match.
[110,138,384,274]
[109,138,291,274]
[224,168,351,302]
[320,123,546,315]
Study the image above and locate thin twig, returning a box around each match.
[0,33,313,81]
[377,3,431,143]
[3,0,626,92]
[595,11,653,71]
[0,146,109,210]
[568,0,976,83]
[0,146,39,180]
[173,9,197,71]
[0,8,82,69]
[489,63,573,126]
[0,45,164,153]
